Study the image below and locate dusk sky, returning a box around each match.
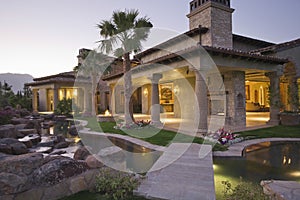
[1,0,300,78]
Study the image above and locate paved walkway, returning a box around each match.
[136,143,215,200]
[213,138,300,157]
[261,180,300,200]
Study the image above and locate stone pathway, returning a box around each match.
[213,138,300,157]
[136,143,215,200]
[261,180,300,200]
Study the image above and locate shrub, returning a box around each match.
[222,179,269,200]
[95,168,140,200]
[54,98,79,116]
[0,108,15,125]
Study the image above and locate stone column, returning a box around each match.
[223,71,246,130]
[53,85,59,111]
[287,75,299,111]
[150,73,163,126]
[194,69,208,134]
[32,89,38,112]
[83,86,91,115]
[266,71,281,125]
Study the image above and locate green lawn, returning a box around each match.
[78,117,227,151]
[236,125,300,138]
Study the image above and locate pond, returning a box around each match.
[214,141,300,199]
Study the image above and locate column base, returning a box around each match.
[196,129,208,137]
[151,121,164,128]
[267,119,280,126]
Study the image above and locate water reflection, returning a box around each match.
[214,142,300,183]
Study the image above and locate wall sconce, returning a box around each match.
[174,85,179,95]
[143,88,148,97]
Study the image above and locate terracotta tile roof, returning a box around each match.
[25,71,77,86]
[233,34,275,48]
[142,44,288,65]
[250,38,300,53]
[135,27,208,59]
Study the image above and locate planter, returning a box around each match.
[280,113,300,126]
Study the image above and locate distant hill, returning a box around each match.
[0,73,34,94]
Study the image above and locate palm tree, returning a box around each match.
[97,9,153,124]
[77,50,114,116]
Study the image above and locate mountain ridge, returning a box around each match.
[0,73,34,94]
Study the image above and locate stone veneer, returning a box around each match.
[187,1,234,49]
[223,71,246,130]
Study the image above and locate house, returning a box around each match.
[101,0,299,133]
[26,0,300,133]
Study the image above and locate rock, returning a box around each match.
[32,156,88,186]
[32,147,53,154]
[10,118,29,125]
[68,125,78,136]
[50,149,67,155]
[73,146,91,160]
[85,155,103,169]
[14,124,27,130]
[0,153,44,175]
[18,134,41,148]
[69,176,88,194]
[18,129,37,136]
[0,172,29,195]
[54,141,70,149]
[56,134,66,143]
[0,124,17,139]
[10,142,28,155]
[24,120,41,135]
[0,138,28,155]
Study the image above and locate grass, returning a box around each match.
[236,125,300,139]
[78,117,227,151]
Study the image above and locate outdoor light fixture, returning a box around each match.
[143,88,148,97]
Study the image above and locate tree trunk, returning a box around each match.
[123,52,134,124]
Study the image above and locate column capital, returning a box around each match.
[149,73,162,84]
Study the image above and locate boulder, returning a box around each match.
[17,129,38,137]
[54,141,70,149]
[0,138,28,155]
[0,153,44,175]
[85,155,103,169]
[14,124,27,130]
[73,146,91,160]
[0,172,29,195]
[24,120,41,135]
[0,125,17,139]
[32,156,88,186]
[18,134,41,148]
[68,125,78,136]
[10,118,29,125]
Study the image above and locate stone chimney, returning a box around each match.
[187,0,234,49]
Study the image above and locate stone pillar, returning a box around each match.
[194,69,208,134]
[53,85,59,111]
[83,87,91,115]
[150,73,163,126]
[223,71,246,130]
[266,71,281,125]
[287,76,299,111]
[32,89,38,112]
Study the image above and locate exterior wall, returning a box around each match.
[187,2,234,48]
[224,71,246,130]
[38,88,47,112]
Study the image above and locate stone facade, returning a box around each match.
[224,71,246,130]
[187,1,234,48]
